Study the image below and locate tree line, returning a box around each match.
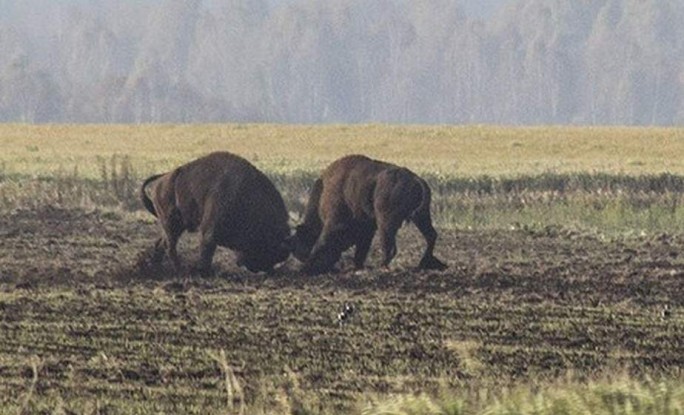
[0,0,682,125]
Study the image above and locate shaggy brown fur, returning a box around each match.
[291,155,447,275]
[140,152,290,274]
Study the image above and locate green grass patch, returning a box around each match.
[2,158,684,236]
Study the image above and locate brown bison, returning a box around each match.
[140,151,290,275]
[291,155,447,275]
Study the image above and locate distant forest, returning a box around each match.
[0,0,682,125]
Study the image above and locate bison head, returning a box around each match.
[235,243,290,273]
[292,225,352,275]
[289,224,319,262]
[301,242,344,275]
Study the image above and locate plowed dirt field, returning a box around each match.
[1,207,682,412]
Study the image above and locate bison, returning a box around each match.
[140,151,290,275]
[290,154,447,275]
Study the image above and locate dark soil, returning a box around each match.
[1,207,682,412]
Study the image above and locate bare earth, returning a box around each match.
[1,207,682,411]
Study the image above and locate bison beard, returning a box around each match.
[140,152,290,275]
[291,155,447,275]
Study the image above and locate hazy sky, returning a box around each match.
[0,0,513,23]
[460,0,512,18]
[268,0,512,18]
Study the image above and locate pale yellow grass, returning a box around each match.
[1,123,683,178]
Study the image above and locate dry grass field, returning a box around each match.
[2,124,683,177]
[1,124,683,414]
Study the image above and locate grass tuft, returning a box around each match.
[361,376,684,415]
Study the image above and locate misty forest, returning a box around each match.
[0,0,683,125]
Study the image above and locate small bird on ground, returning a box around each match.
[661,304,672,319]
[337,302,355,325]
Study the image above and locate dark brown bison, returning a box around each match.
[291,154,447,275]
[140,151,290,275]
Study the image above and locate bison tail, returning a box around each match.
[140,173,163,217]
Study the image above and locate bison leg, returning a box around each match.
[161,209,184,271]
[377,218,401,268]
[197,235,217,277]
[353,226,376,269]
[165,227,183,271]
[197,207,220,276]
[151,237,166,264]
[412,211,447,270]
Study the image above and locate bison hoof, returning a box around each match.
[302,266,321,276]
[190,265,214,278]
[419,256,448,270]
[302,263,335,276]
